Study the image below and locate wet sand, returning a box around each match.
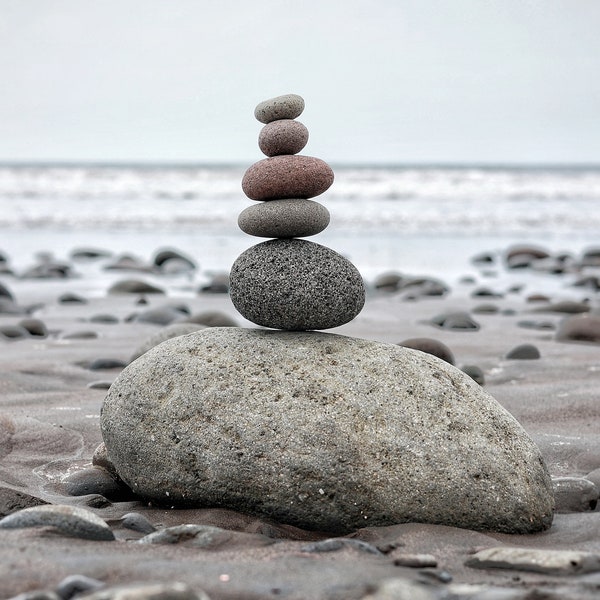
[0,247,599,599]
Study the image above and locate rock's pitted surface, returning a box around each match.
[101,327,554,534]
[254,93,305,124]
[259,119,309,156]
[230,239,365,330]
[242,155,334,201]
[238,199,330,238]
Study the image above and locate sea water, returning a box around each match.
[1,164,599,284]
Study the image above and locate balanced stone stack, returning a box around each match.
[230,93,365,331]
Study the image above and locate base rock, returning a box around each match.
[100,328,554,534]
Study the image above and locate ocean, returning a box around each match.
[1,163,599,285]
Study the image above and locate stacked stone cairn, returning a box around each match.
[229,93,365,331]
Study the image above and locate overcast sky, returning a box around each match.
[1,0,599,165]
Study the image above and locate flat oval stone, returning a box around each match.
[258,119,309,156]
[254,93,304,124]
[242,155,334,201]
[238,199,330,238]
[229,239,365,330]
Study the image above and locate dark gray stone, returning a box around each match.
[119,512,156,534]
[108,279,165,295]
[0,486,48,518]
[258,119,309,156]
[63,467,131,501]
[19,318,48,337]
[238,199,330,238]
[101,327,554,534]
[505,344,541,360]
[0,504,114,541]
[552,476,599,512]
[153,248,196,271]
[55,574,104,599]
[397,338,455,365]
[431,311,480,331]
[254,93,304,124]
[87,358,127,371]
[229,239,365,330]
[0,324,30,339]
[461,365,485,386]
[242,155,334,201]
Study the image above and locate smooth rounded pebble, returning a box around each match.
[238,199,330,238]
[0,504,114,540]
[55,574,104,599]
[258,119,309,156]
[552,476,599,512]
[555,314,600,344]
[431,311,480,331]
[0,324,30,340]
[397,338,455,365]
[254,93,304,124]
[119,512,156,534]
[0,281,14,300]
[461,365,485,386]
[63,467,131,501]
[101,327,554,534]
[87,358,127,371]
[0,486,48,518]
[108,279,165,295]
[198,272,230,294]
[130,305,189,326]
[76,582,211,600]
[229,239,365,330]
[130,323,206,362]
[58,292,88,304]
[242,155,334,201]
[19,318,48,337]
[183,310,238,327]
[505,344,541,360]
[153,247,196,271]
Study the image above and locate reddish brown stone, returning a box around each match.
[258,120,309,157]
[242,156,334,201]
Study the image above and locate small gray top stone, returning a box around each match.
[254,93,304,124]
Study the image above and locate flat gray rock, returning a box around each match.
[258,119,309,156]
[242,155,334,201]
[466,547,600,575]
[101,328,554,534]
[238,199,330,238]
[0,504,114,541]
[254,93,304,124]
[229,239,365,330]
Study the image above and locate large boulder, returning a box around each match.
[100,328,554,534]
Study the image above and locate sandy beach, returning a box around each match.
[0,242,599,599]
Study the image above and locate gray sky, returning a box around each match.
[1,0,599,165]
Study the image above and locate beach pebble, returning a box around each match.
[580,246,600,267]
[471,303,500,314]
[552,476,599,512]
[7,591,61,600]
[242,155,334,201]
[89,314,119,324]
[258,119,309,156]
[461,365,485,386]
[505,344,541,360]
[108,279,165,295]
[21,260,73,279]
[55,574,104,599]
[130,305,189,326]
[101,328,553,534]
[471,287,503,298]
[130,322,206,362]
[0,324,30,340]
[70,247,112,260]
[472,251,495,265]
[393,554,438,568]
[505,245,550,268]
[0,486,48,518]
[372,271,403,292]
[572,275,600,291]
[198,272,230,294]
[555,314,600,344]
[87,381,113,390]
[466,547,600,575]
[254,93,305,124]
[62,330,98,340]
[516,320,555,331]
[238,198,330,238]
[119,512,156,534]
[532,300,590,314]
[104,254,153,272]
[361,577,438,600]
[92,443,120,479]
[58,292,87,304]
[63,466,132,501]
[138,523,274,549]
[586,467,600,489]
[0,281,14,300]
[397,338,455,365]
[430,311,480,331]
[400,277,449,298]
[87,358,127,371]
[19,318,48,337]
[300,538,381,555]
[230,239,365,330]
[153,248,196,271]
[74,582,210,600]
[183,310,238,327]
[0,504,114,541]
